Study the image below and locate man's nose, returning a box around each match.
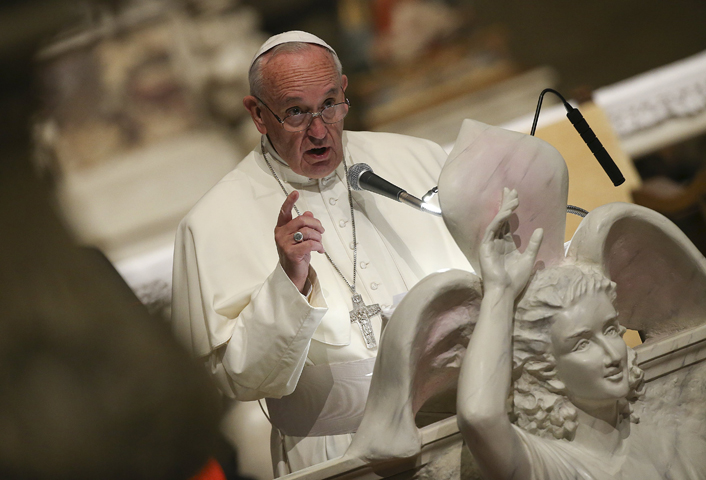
[307,114,327,139]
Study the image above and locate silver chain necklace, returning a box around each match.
[261,138,380,349]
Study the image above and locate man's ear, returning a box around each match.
[342,74,348,93]
[243,95,267,134]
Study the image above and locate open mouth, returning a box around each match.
[307,147,328,156]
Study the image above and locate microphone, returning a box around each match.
[566,106,625,186]
[348,163,441,215]
[531,89,625,187]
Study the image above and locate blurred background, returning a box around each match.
[3,0,706,478]
[26,0,706,314]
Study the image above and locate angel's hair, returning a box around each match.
[510,263,645,440]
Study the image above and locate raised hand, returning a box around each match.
[274,191,326,293]
[480,188,543,298]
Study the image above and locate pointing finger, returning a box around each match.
[277,191,299,227]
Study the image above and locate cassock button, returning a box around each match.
[370,282,379,290]
[349,242,355,250]
[360,261,368,269]
[339,219,348,228]
[329,198,338,205]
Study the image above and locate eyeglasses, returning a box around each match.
[255,94,351,133]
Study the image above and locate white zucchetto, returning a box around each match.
[250,30,337,68]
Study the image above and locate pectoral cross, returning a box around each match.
[350,293,381,349]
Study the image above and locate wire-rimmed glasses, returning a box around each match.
[255,94,350,133]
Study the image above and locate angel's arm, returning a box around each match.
[456,188,542,480]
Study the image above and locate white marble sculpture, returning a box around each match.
[457,188,704,479]
[343,119,706,479]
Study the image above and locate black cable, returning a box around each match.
[530,88,568,136]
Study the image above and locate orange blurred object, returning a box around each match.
[190,458,226,480]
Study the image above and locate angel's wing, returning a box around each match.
[346,268,482,462]
[567,202,706,340]
[439,119,569,274]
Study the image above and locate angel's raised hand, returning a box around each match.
[480,188,543,297]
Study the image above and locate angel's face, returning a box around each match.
[549,291,629,410]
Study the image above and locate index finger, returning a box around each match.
[277,191,299,227]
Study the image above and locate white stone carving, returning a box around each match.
[594,50,706,138]
[593,50,706,157]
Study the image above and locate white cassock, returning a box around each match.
[171,130,472,476]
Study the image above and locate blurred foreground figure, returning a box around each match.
[0,2,228,479]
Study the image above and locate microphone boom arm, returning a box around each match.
[399,191,441,216]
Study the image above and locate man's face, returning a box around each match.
[549,291,630,413]
[246,46,348,179]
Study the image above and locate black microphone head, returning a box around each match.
[348,163,372,191]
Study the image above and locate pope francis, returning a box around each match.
[171,30,471,476]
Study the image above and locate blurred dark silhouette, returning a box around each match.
[0,1,245,479]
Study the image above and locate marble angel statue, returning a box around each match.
[456,187,679,480]
[343,119,706,479]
